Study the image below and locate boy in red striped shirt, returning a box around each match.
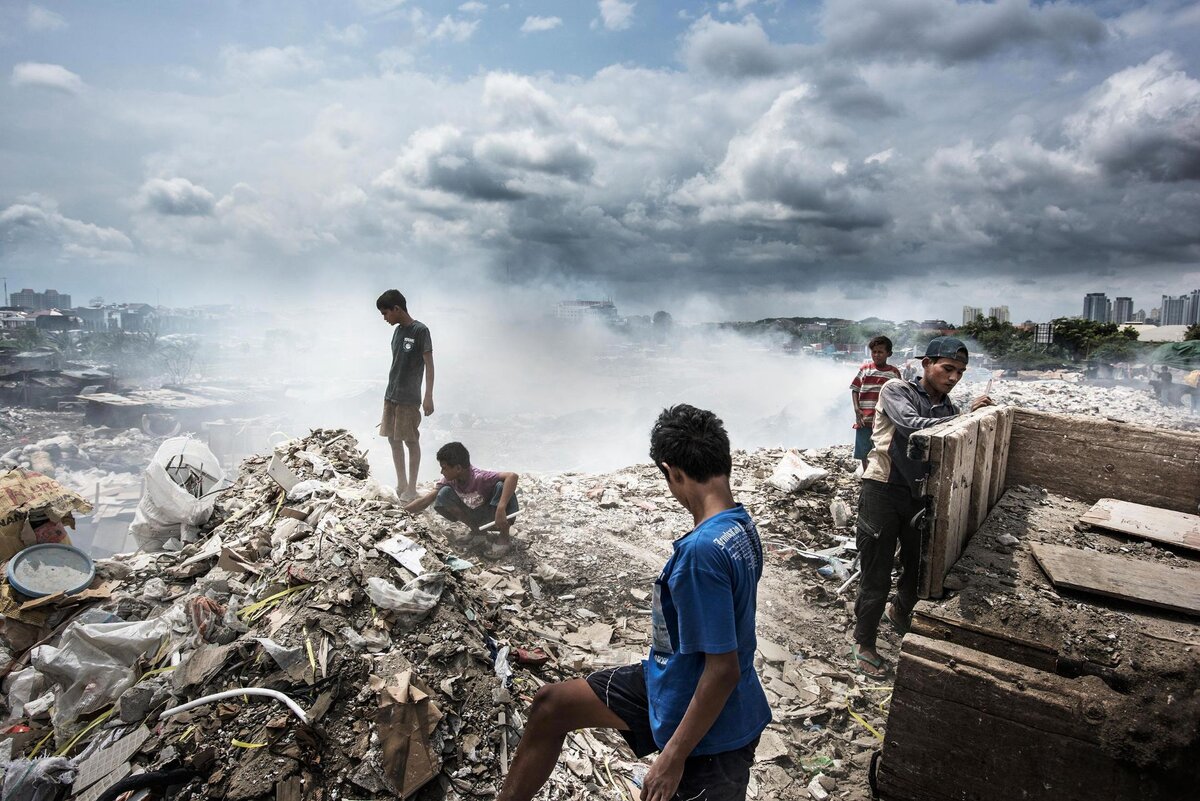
[850,336,901,472]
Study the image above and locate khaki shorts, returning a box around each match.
[380,401,421,442]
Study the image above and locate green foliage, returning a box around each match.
[1186,324,1200,341]
[1050,318,1138,362]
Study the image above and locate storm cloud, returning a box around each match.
[1,1,1198,320]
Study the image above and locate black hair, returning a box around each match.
[868,335,893,354]
[649,404,732,482]
[376,289,407,312]
[436,441,470,468]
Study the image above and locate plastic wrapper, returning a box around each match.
[366,573,446,616]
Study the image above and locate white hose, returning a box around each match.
[160,688,309,725]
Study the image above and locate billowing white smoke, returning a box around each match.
[231,285,857,481]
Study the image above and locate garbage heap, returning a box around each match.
[0,429,638,801]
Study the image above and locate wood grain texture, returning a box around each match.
[1005,410,1200,513]
[877,634,1191,801]
[1030,542,1200,617]
[987,407,1013,509]
[1080,499,1200,553]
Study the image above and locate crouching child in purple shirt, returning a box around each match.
[404,441,518,558]
[498,404,771,801]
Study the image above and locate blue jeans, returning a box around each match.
[433,481,518,529]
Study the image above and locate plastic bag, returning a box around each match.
[129,437,225,552]
[768,450,829,492]
[0,757,77,801]
[366,573,446,616]
[30,613,172,734]
[3,669,45,723]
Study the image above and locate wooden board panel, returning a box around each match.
[1080,498,1200,553]
[910,606,1058,673]
[1005,409,1200,514]
[922,417,979,598]
[1030,542,1200,617]
[968,411,998,533]
[987,406,1013,509]
[877,634,1190,801]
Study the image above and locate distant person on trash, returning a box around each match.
[497,404,770,801]
[404,441,518,558]
[377,288,434,503]
[849,335,902,472]
[852,336,993,678]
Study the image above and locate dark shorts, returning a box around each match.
[854,425,874,460]
[433,481,519,528]
[586,664,759,801]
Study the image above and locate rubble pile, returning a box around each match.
[0,430,650,801]
[958,378,1199,431]
[0,431,893,800]
[486,445,887,800]
[0,424,161,478]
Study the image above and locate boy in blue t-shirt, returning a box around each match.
[498,404,770,801]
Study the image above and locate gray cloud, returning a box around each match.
[139,177,217,216]
[1066,53,1200,182]
[375,126,528,203]
[679,14,799,77]
[822,0,1107,64]
[0,197,132,256]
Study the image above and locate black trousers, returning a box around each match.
[853,479,924,649]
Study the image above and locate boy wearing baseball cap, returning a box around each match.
[852,337,993,676]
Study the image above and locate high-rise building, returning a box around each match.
[1161,295,1189,326]
[1082,293,1110,323]
[1132,309,1147,323]
[1112,297,1134,325]
[8,288,72,311]
[987,305,1010,324]
[962,306,983,326]
[1186,289,1200,325]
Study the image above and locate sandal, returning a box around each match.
[885,603,911,636]
[852,644,887,677]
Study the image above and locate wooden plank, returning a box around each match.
[925,420,977,598]
[910,606,1058,673]
[968,410,997,533]
[947,420,978,572]
[987,406,1013,508]
[1030,542,1200,617]
[919,409,1004,599]
[1080,498,1200,554]
[877,634,1191,801]
[1005,409,1200,514]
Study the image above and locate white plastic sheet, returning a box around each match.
[30,613,173,734]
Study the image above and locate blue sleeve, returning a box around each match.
[669,549,738,655]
